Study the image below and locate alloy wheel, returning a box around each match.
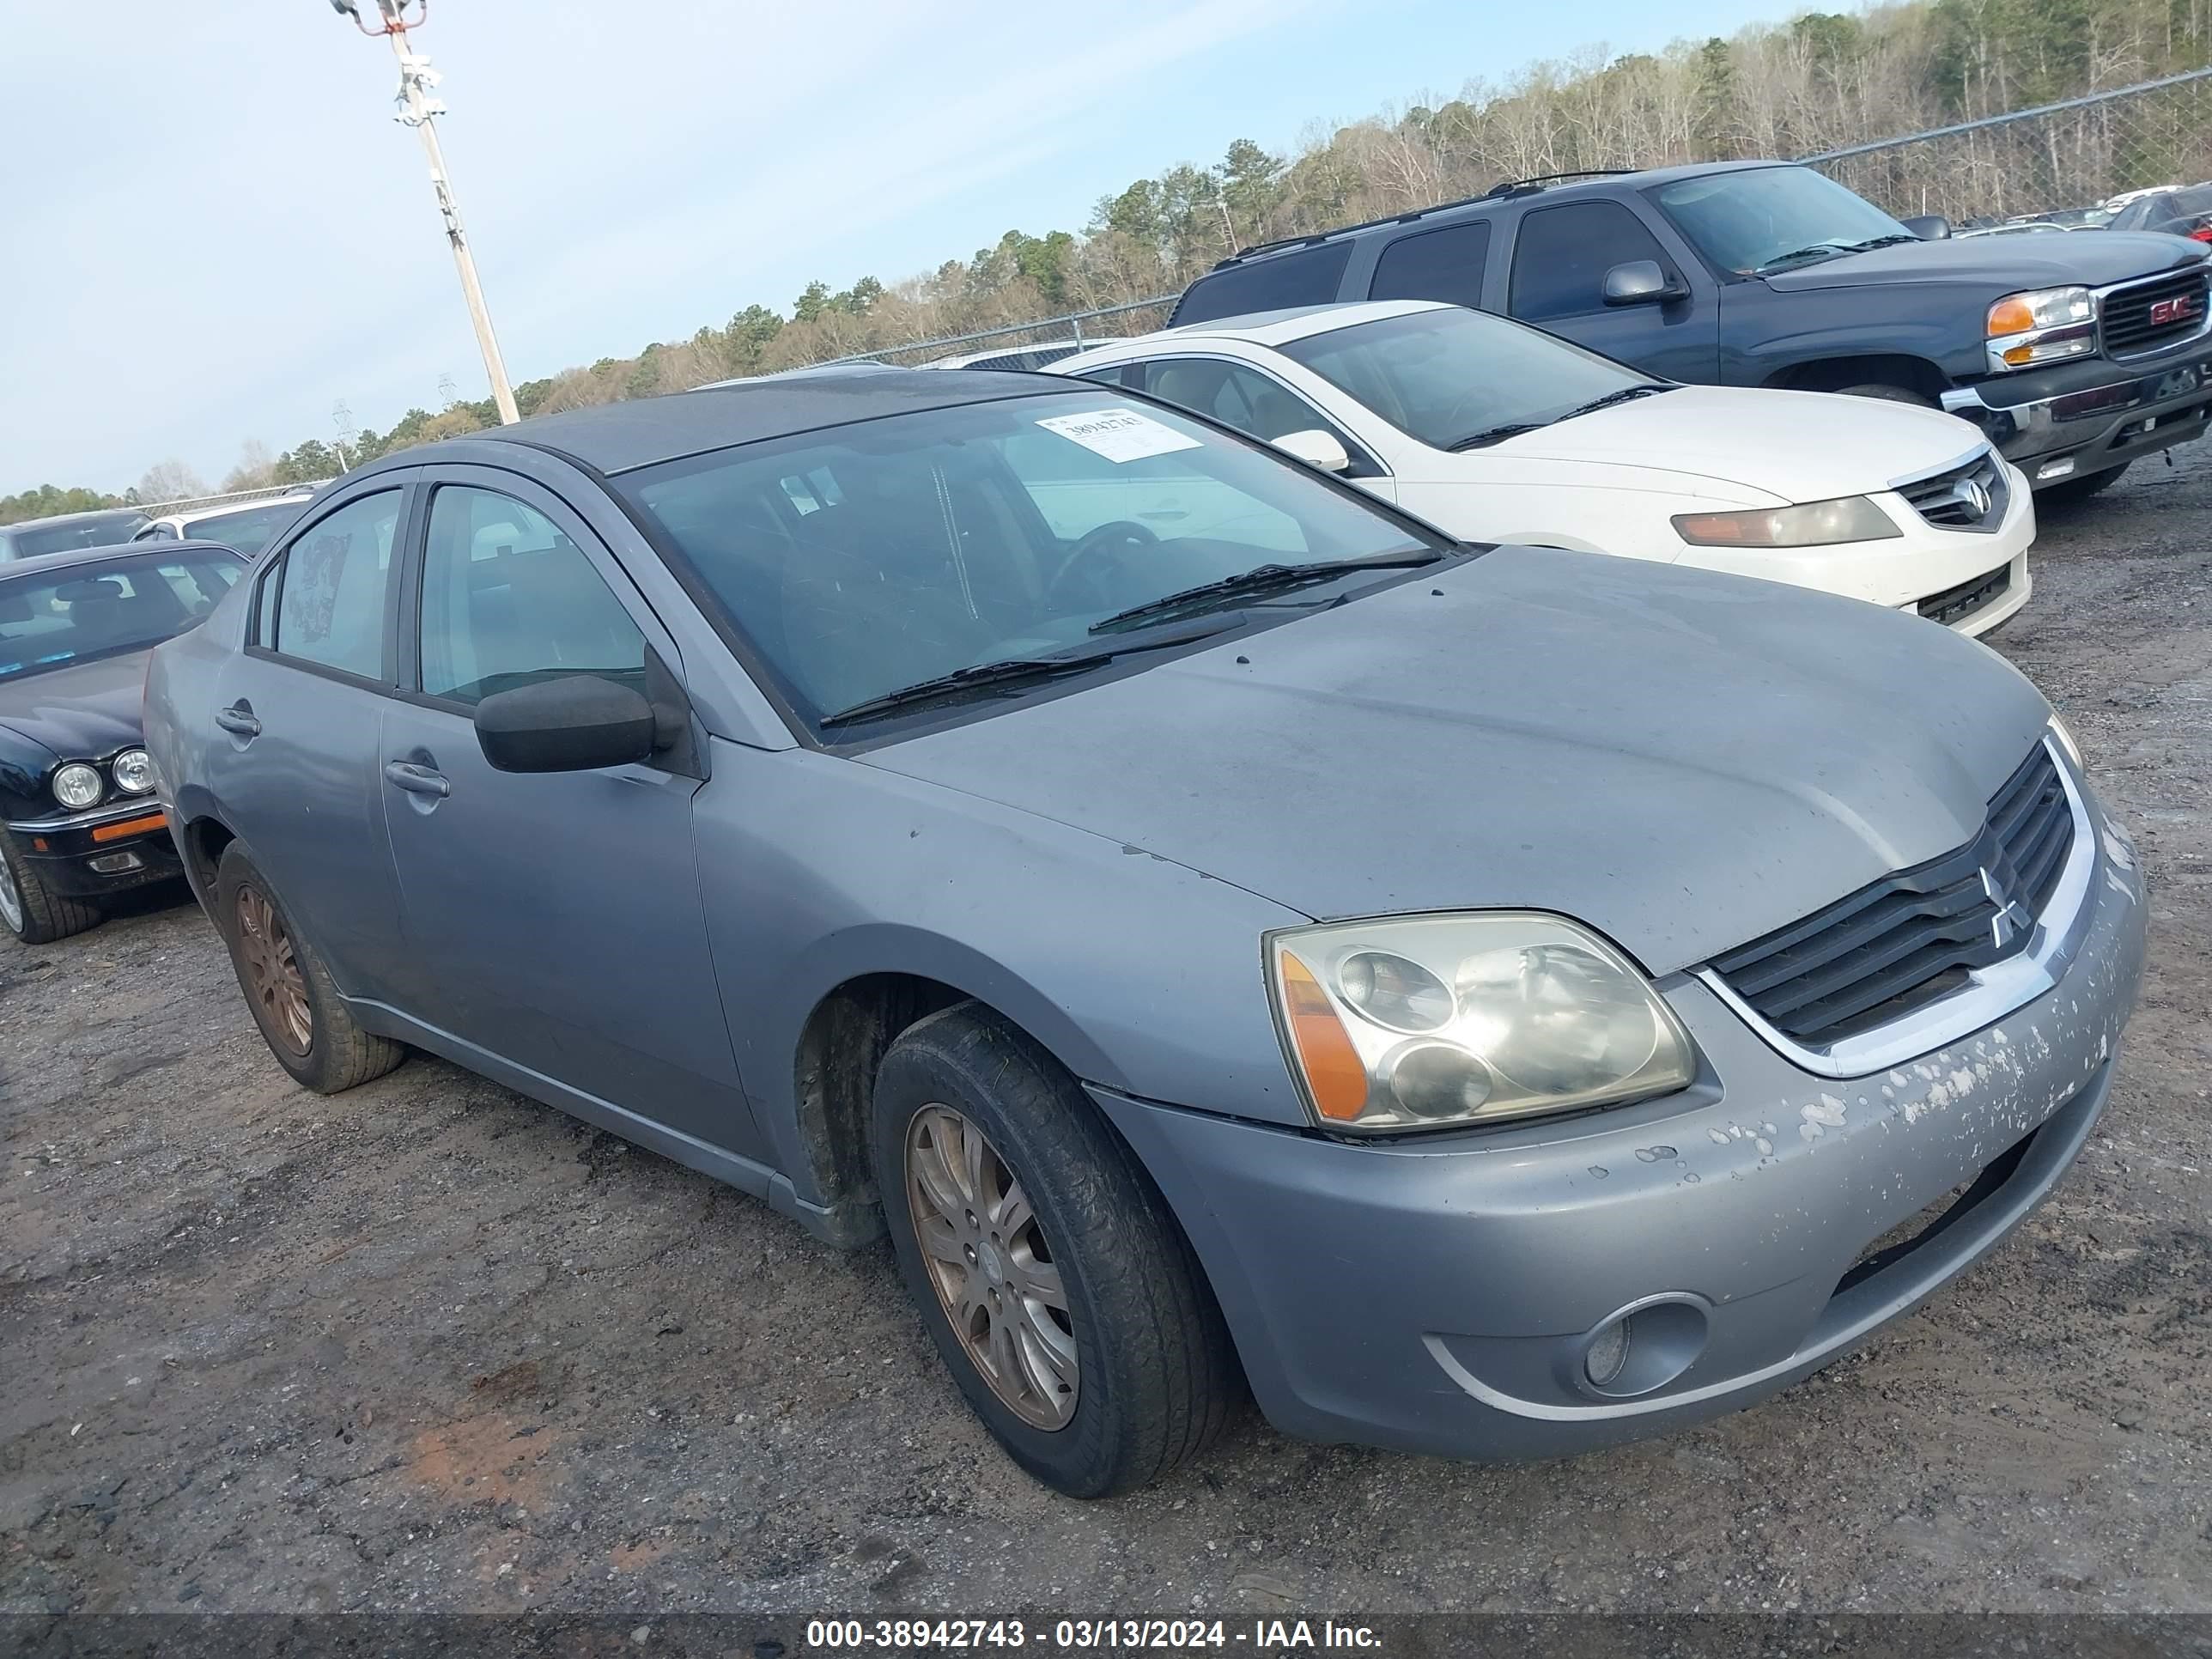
[234,884,313,1055]
[0,854,21,935]
[904,1103,1079,1430]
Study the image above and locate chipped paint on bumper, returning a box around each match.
[1090,805,2148,1462]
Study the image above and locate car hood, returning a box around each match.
[1490,385,1986,501]
[860,549,2052,975]
[1762,230,2204,292]
[0,651,150,765]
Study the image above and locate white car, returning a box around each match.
[134,491,319,559]
[925,337,1126,372]
[1051,301,2033,636]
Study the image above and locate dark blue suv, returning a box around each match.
[1170,161,2212,501]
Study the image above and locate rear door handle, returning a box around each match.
[382,761,451,799]
[215,704,260,738]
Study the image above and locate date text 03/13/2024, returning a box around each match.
[803,1619,1383,1650]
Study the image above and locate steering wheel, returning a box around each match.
[1047,520,1161,606]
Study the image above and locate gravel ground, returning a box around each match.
[3,451,2209,1625]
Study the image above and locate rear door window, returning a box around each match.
[262,490,401,680]
[1368,221,1492,309]
[1508,201,1672,322]
[1172,242,1354,325]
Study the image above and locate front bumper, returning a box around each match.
[1942,341,2212,484]
[3,801,183,900]
[1092,791,2148,1463]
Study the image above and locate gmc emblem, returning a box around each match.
[2148,294,2202,326]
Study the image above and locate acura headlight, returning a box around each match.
[1267,914,1698,1134]
[1673,495,1901,548]
[1986,286,2096,370]
[52,763,104,811]
[111,748,155,794]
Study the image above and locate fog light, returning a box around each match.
[2035,456,2078,481]
[88,852,143,874]
[1584,1319,1630,1387]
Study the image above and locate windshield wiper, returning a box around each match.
[1088,550,1444,635]
[1448,422,1550,452]
[819,620,1236,727]
[1553,384,1675,422]
[1850,233,1920,251]
[1755,244,1853,273]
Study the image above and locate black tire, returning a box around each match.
[214,842,404,1094]
[2038,461,2130,505]
[0,832,100,945]
[872,1003,1243,1498]
[1834,382,1938,407]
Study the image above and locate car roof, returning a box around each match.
[0,538,247,579]
[1055,300,1445,368]
[1,506,148,534]
[169,494,315,523]
[372,366,1077,477]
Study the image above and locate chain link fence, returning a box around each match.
[800,68,2212,374]
[1805,65,2212,225]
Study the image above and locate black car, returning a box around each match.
[1170,160,2212,501]
[2104,184,2212,240]
[0,540,247,943]
[0,507,154,562]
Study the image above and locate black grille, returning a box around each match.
[1897,450,2008,532]
[1918,562,2012,626]
[1711,743,2074,1046]
[2100,268,2209,359]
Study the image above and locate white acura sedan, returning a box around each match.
[1051,301,2033,636]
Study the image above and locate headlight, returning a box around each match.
[52,763,104,811]
[111,748,155,794]
[1673,495,1902,548]
[1267,914,1698,1134]
[1986,286,2096,370]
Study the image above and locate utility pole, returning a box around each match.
[325,0,520,424]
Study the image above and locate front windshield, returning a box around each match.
[1654,167,1913,275]
[0,550,240,680]
[188,501,305,557]
[617,390,1441,725]
[1279,307,1654,450]
[10,514,149,560]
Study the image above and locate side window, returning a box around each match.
[1134,358,1331,444]
[267,490,401,678]
[1508,202,1673,323]
[1073,363,1136,388]
[1171,241,1355,325]
[418,485,646,706]
[1369,221,1492,309]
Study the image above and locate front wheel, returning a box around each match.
[2038,461,2130,504]
[1834,382,1937,407]
[0,833,100,945]
[214,842,405,1093]
[872,1004,1243,1497]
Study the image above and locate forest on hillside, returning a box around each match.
[10,0,2210,520]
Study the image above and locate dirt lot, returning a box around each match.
[3,451,2209,1626]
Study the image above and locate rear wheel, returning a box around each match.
[0,834,100,946]
[872,1004,1242,1497]
[2039,461,2130,504]
[214,842,404,1093]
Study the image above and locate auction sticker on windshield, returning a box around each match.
[1036,408,1202,463]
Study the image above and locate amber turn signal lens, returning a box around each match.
[1279,950,1369,1121]
[1987,296,2037,337]
[91,811,166,844]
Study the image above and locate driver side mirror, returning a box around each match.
[1272,428,1352,474]
[474,675,657,774]
[1601,259,1688,306]
[1901,214,1951,240]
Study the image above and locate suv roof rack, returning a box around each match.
[1200,168,1640,273]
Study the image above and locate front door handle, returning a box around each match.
[382,761,451,799]
[215,704,260,738]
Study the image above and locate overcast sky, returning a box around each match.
[0,0,1795,495]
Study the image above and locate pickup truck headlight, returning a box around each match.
[1987,286,2096,370]
[1267,914,1698,1134]
[1672,495,1902,548]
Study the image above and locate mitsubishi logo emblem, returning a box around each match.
[1981,866,2033,951]
[1960,477,1992,518]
